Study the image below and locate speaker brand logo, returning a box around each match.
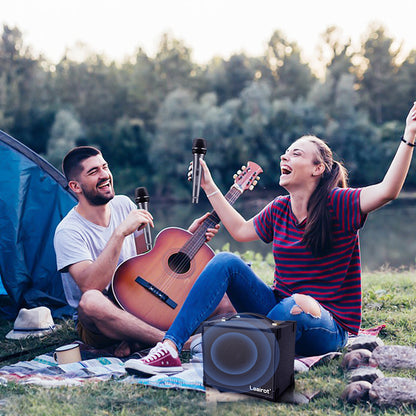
[249,385,271,395]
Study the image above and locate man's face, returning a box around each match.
[76,154,115,205]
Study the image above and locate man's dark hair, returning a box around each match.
[62,146,101,181]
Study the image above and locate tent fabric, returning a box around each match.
[0,276,6,295]
[0,130,77,319]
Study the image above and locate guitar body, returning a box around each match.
[112,227,215,331]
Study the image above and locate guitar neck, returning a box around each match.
[181,186,242,258]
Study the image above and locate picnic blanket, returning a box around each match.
[0,326,386,389]
[0,352,125,386]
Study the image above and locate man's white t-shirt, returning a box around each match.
[54,195,140,309]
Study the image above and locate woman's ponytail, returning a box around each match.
[301,137,348,256]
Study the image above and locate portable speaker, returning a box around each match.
[202,313,296,401]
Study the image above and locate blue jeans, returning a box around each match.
[165,252,348,357]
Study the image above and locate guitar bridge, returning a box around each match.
[135,276,177,309]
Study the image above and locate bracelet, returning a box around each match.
[206,190,219,198]
[401,137,416,147]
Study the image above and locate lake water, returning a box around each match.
[149,194,416,272]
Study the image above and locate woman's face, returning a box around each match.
[279,138,323,190]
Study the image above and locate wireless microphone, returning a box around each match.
[134,187,152,251]
[191,138,207,204]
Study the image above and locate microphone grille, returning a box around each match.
[135,187,149,201]
[192,138,207,154]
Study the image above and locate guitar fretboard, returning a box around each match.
[180,186,242,259]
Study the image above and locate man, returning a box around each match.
[54,146,232,357]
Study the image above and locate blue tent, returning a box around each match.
[0,277,5,295]
[0,130,76,319]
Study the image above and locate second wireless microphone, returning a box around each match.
[134,187,153,251]
[191,138,207,204]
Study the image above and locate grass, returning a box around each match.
[0,251,416,415]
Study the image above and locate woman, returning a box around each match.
[125,102,416,375]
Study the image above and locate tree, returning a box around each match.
[315,26,358,117]
[151,88,202,197]
[204,54,256,104]
[359,24,401,124]
[54,52,127,128]
[307,72,382,186]
[108,117,152,196]
[265,30,316,100]
[121,49,159,133]
[239,81,273,175]
[153,33,198,96]
[0,25,53,153]
[46,108,84,168]
[197,93,247,189]
[392,50,416,120]
[319,26,356,81]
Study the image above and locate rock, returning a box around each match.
[348,335,384,352]
[342,349,372,370]
[342,381,372,403]
[370,345,416,369]
[349,367,384,384]
[369,377,416,406]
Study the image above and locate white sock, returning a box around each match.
[163,341,179,359]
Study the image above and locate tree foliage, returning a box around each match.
[0,23,415,198]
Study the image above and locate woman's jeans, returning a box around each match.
[165,252,348,357]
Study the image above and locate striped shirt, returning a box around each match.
[253,187,366,334]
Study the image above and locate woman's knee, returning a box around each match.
[267,294,321,321]
[291,294,321,318]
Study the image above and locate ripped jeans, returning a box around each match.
[165,252,348,357]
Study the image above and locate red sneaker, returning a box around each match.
[125,342,183,377]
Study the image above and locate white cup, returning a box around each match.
[53,343,81,364]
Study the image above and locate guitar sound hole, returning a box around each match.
[168,252,191,274]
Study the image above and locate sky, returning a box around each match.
[1,0,416,67]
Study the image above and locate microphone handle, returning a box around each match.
[192,153,205,204]
[137,201,153,251]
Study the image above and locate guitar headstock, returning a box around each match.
[233,161,263,193]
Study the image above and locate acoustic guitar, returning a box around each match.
[111,162,263,330]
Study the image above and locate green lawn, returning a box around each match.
[0,252,415,415]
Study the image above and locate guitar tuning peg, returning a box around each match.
[249,185,254,191]
[256,176,261,180]
[241,165,246,170]
[253,180,258,186]
[237,170,242,175]
[233,174,237,179]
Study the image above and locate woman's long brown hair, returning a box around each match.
[300,136,348,257]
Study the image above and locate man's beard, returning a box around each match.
[81,183,114,206]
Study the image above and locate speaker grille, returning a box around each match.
[202,315,296,401]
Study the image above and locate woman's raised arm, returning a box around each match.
[360,102,416,214]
